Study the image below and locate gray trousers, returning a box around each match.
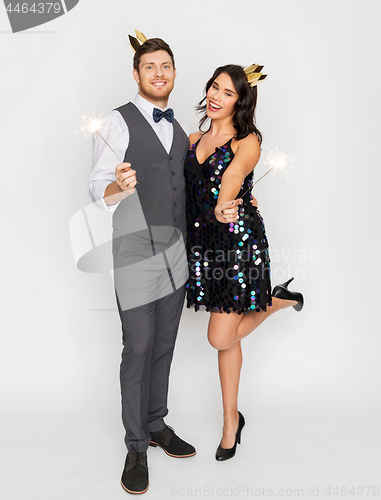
[113,227,188,452]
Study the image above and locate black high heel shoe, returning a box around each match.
[215,411,245,461]
[272,277,304,311]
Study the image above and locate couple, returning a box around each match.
[88,31,303,495]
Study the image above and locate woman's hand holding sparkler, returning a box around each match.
[215,198,243,224]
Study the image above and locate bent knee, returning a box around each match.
[208,331,231,351]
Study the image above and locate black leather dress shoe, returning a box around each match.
[149,425,196,458]
[215,411,245,461]
[121,450,149,495]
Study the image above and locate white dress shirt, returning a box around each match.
[88,93,189,211]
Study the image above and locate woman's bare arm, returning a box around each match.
[215,134,261,223]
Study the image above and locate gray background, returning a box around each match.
[1,0,380,498]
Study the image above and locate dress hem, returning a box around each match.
[186,301,273,315]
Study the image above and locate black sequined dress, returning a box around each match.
[185,137,272,314]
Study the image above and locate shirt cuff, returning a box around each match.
[98,196,121,212]
[89,179,121,212]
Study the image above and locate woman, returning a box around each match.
[184,64,303,461]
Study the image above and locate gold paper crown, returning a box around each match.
[128,29,148,52]
[244,64,267,87]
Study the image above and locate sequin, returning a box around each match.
[184,137,272,315]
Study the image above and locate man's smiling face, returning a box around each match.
[133,50,176,106]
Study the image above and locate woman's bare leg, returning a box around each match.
[208,297,296,351]
[209,297,297,449]
[218,340,242,448]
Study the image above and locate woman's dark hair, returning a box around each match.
[196,64,262,143]
[133,38,175,72]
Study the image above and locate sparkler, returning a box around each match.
[79,112,139,184]
[84,116,116,153]
[240,146,295,198]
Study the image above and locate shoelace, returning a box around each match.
[129,450,147,468]
[161,425,178,445]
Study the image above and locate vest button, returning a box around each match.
[173,187,177,191]
[174,218,177,222]
[172,172,175,176]
[174,203,177,207]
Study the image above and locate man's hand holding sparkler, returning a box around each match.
[116,163,137,191]
[103,162,137,206]
[80,114,139,207]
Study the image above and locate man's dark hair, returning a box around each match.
[133,38,175,72]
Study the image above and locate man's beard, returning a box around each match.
[139,79,174,103]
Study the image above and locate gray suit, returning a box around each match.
[112,103,189,452]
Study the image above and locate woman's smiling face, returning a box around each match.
[206,72,239,121]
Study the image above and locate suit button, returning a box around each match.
[174,218,177,222]
[172,172,175,176]
[174,203,177,207]
[173,187,177,191]
[169,156,173,160]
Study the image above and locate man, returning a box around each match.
[88,33,195,495]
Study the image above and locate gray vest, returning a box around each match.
[112,103,189,243]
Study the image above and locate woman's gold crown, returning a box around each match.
[244,64,267,87]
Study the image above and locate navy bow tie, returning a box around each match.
[153,107,174,123]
